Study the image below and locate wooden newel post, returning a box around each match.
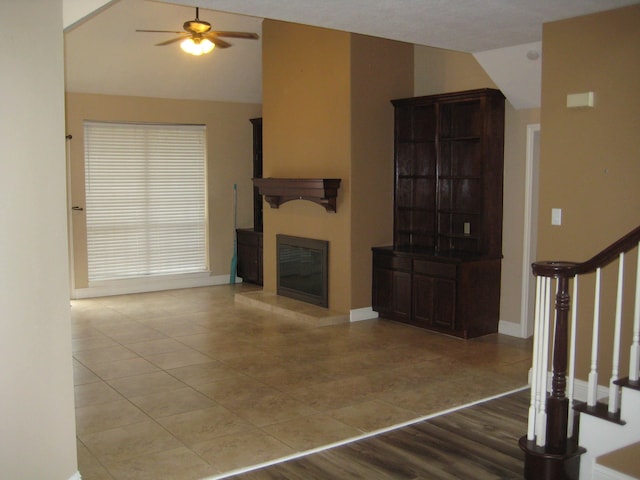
[547,276,570,454]
[521,263,583,480]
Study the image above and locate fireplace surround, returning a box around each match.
[276,234,328,307]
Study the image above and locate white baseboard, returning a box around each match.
[499,320,525,338]
[71,273,236,299]
[350,307,378,322]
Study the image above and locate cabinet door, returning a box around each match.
[237,243,259,284]
[412,274,434,328]
[432,278,456,330]
[372,267,393,315]
[392,270,412,322]
[372,267,411,322]
[413,273,456,330]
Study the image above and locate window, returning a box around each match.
[84,121,208,283]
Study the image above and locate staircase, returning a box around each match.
[519,225,640,480]
[579,380,640,479]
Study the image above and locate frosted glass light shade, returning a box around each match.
[180,38,215,56]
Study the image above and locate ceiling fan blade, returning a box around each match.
[155,36,187,46]
[136,29,187,34]
[209,31,259,39]
[204,35,232,48]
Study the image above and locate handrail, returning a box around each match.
[533,224,640,278]
[521,224,640,480]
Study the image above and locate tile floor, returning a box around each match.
[72,284,532,480]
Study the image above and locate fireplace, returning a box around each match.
[276,235,328,307]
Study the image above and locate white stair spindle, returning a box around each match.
[567,276,578,438]
[528,276,543,441]
[587,268,602,407]
[608,253,625,413]
[630,241,640,382]
[536,277,552,447]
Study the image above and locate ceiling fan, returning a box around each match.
[136,7,259,56]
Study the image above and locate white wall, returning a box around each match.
[0,1,78,479]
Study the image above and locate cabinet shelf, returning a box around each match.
[397,139,437,144]
[438,175,481,180]
[441,136,481,142]
[439,232,480,241]
[398,228,436,235]
[438,209,481,215]
[398,206,436,212]
[398,174,436,179]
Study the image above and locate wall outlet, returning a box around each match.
[551,208,562,226]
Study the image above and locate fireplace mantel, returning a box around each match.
[253,178,341,212]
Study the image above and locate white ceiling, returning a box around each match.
[64,0,638,106]
[167,0,638,53]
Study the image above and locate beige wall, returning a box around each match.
[538,5,640,377]
[262,21,412,312]
[0,1,78,478]
[65,93,261,289]
[414,45,541,333]
[414,46,499,95]
[350,35,413,308]
[262,21,353,312]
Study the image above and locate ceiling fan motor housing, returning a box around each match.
[184,20,211,34]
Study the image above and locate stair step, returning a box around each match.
[575,400,625,425]
[614,377,640,392]
[595,441,640,479]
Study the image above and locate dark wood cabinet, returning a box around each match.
[372,89,504,338]
[236,118,263,285]
[371,252,411,322]
[237,228,263,285]
[250,117,263,232]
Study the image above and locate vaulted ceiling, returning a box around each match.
[64,0,638,107]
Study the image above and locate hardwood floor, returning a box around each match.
[223,389,529,480]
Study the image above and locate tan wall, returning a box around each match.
[65,93,261,288]
[414,46,499,95]
[1,1,78,478]
[414,46,540,332]
[262,21,412,312]
[538,5,640,377]
[350,35,413,309]
[262,21,352,312]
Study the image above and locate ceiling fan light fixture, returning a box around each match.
[180,37,215,56]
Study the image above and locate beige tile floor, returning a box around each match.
[72,284,532,480]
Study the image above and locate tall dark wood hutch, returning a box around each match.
[372,89,505,338]
[236,117,263,285]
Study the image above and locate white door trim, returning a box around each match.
[520,123,540,338]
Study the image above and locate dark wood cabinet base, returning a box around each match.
[372,247,501,338]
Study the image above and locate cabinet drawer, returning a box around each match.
[413,260,457,279]
[374,253,411,271]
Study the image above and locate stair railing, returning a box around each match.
[520,224,640,480]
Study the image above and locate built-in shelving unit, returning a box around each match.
[372,88,505,338]
[236,118,263,285]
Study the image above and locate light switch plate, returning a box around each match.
[552,208,562,226]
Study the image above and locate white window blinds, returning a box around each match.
[84,121,208,283]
